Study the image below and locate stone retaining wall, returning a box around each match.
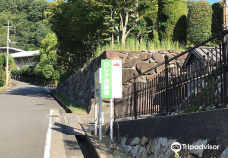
[104,109,228,158]
[56,49,186,113]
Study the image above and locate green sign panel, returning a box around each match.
[101,60,112,98]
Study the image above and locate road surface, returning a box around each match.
[0,81,85,158]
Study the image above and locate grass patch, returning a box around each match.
[93,38,185,59]
[0,86,8,91]
[54,93,87,114]
[82,38,185,69]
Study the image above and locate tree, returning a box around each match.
[115,0,135,47]
[138,0,158,42]
[0,0,52,50]
[40,33,58,67]
[0,53,16,87]
[158,0,188,43]
[187,1,212,45]
[212,1,223,36]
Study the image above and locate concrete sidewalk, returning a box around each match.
[75,113,129,158]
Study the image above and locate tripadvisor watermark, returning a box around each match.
[171,142,219,152]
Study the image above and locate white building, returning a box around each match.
[0,47,40,68]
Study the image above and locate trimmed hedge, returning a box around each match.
[187,1,212,45]
[158,0,188,43]
[212,1,223,36]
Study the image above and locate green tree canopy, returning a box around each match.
[212,1,223,36]
[158,0,188,43]
[0,0,52,50]
[187,1,212,45]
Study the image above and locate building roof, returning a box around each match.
[10,50,40,58]
[182,47,221,67]
[0,47,25,52]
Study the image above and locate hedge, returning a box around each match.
[212,1,223,36]
[187,1,212,45]
[158,0,188,43]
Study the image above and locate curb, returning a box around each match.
[0,84,14,93]
[50,93,72,113]
[50,92,101,158]
[0,87,8,92]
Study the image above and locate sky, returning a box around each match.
[206,0,220,4]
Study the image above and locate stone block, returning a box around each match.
[158,50,170,54]
[124,145,133,153]
[130,137,141,146]
[122,69,138,82]
[121,136,127,147]
[141,136,148,146]
[152,52,164,63]
[136,61,156,74]
[131,145,141,157]
[126,51,141,60]
[220,147,228,158]
[137,146,146,158]
[168,50,182,54]
[104,50,121,59]
[141,52,152,60]
[123,58,139,68]
[189,139,208,158]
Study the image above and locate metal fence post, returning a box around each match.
[222,25,228,107]
[164,55,169,114]
[133,73,137,119]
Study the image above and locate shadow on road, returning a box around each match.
[53,122,84,136]
[3,86,53,100]
[52,122,92,158]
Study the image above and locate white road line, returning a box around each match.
[45,88,51,93]
[44,109,53,158]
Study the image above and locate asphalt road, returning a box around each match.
[0,81,63,158]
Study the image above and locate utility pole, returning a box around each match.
[4,20,12,87]
[224,0,228,26]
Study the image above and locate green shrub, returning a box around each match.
[42,65,54,79]
[187,1,212,46]
[158,0,188,43]
[212,1,223,36]
[20,65,35,78]
[0,70,5,87]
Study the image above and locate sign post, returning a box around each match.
[110,98,113,141]
[94,70,99,136]
[98,68,102,141]
[101,60,122,142]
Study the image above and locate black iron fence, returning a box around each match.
[115,29,228,119]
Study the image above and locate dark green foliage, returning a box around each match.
[0,0,52,50]
[0,53,16,87]
[0,70,5,87]
[212,1,223,36]
[187,1,212,46]
[11,33,59,84]
[158,0,188,43]
[0,53,16,70]
[60,69,76,82]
